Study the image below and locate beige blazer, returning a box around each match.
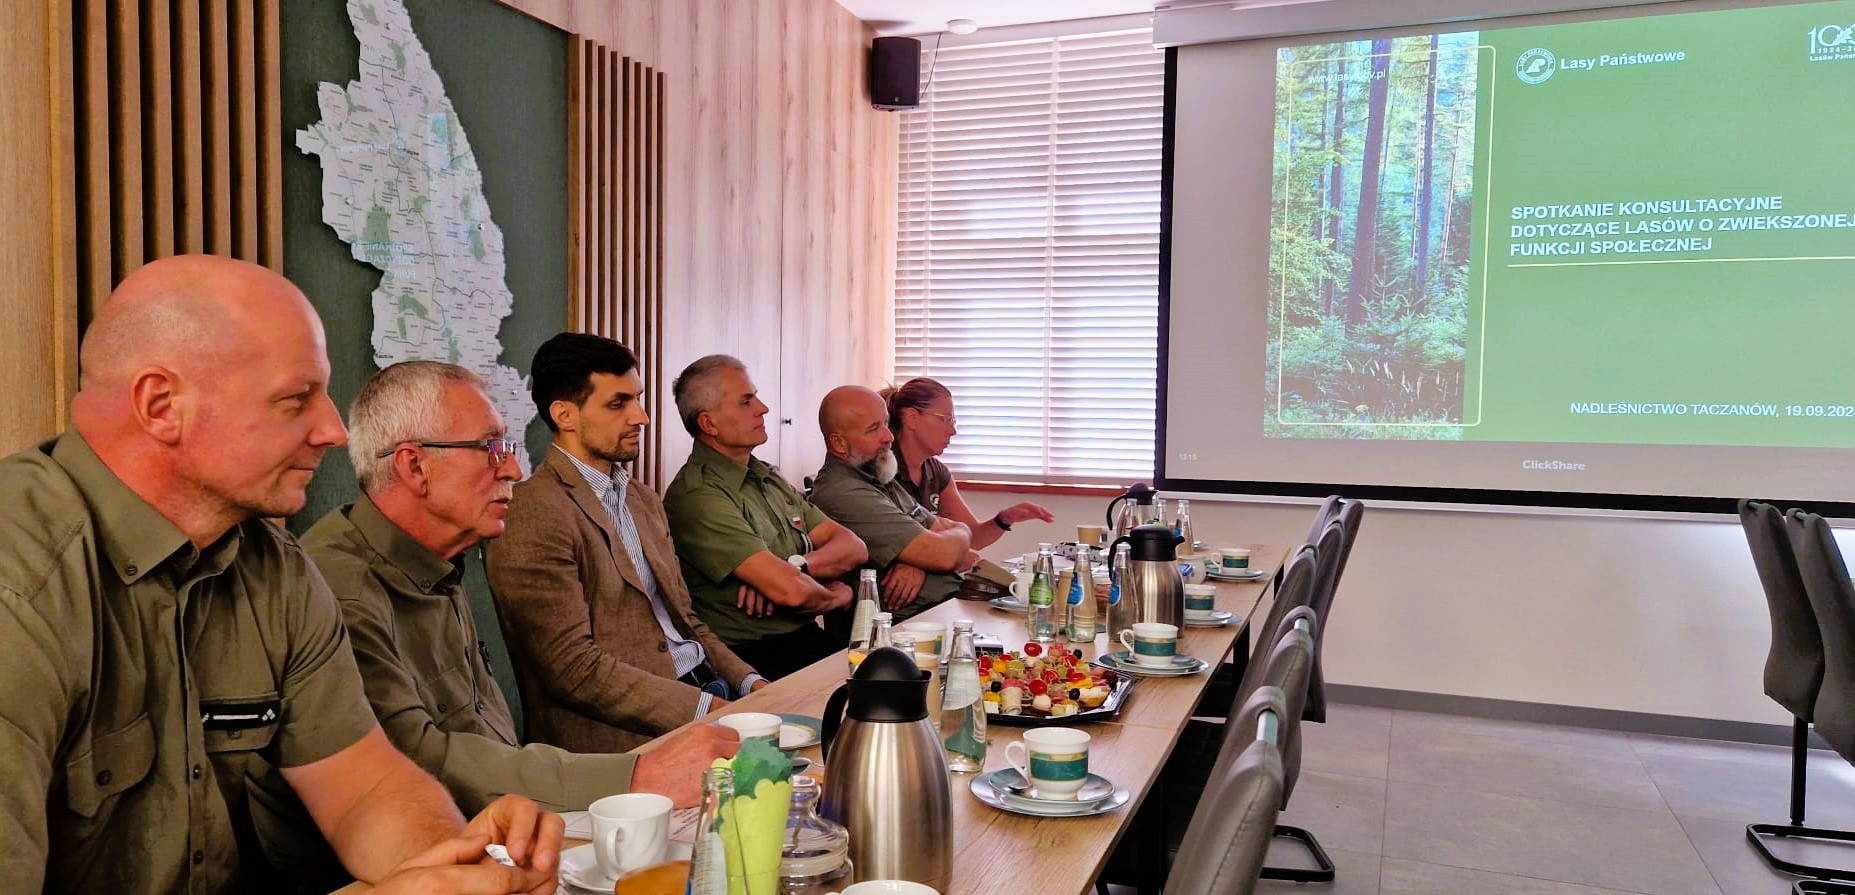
[484,447,758,753]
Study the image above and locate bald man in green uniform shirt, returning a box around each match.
[0,257,559,895]
[663,355,867,679]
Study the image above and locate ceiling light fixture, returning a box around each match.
[946,18,978,35]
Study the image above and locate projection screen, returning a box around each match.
[1160,0,1855,511]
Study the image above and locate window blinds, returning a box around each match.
[894,28,1163,484]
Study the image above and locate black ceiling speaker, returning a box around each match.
[869,36,921,111]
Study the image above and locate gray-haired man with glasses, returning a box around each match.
[302,361,739,812]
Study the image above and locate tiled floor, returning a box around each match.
[1235,704,1855,895]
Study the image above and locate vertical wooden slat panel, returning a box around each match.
[563,35,670,483]
[605,47,619,344]
[591,46,607,336]
[50,0,82,418]
[631,60,646,359]
[257,0,281,268]
[175,0,204,253]
[231,0,258,260]
[650,70,667,484]
[205,0,231,253]
[622,58,635,353]
[77,0,112,320]
[566,36,585,331]
[142,0,174,259]
[109,0,143,282]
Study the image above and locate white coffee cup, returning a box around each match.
[589,792,672,880]
[1177,552,1212,584]
[1005,728,1092,800]
[716,711,782,743]
[901,620,947,657]
[1183,583,1218,618]
[1219,547,1252,571]
[1118,622,1179,667]
[1009,571,1033,602]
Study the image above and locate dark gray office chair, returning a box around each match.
[1175,620,1330,885]
[1194,543,1319,720]
[1767,508,1855,882]
[1302,508,1358,724]
[1165,699,1289,895]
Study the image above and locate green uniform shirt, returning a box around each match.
[809,454,961,619]
[0,432,377,894]
[663,441,828,644]
[303,494,637,814]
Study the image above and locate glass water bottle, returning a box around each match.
[1065,546,1097,654]
[846,570,880,673]
[686,767,733,895]
[940,621,987,773]
[1027,543,1057,645]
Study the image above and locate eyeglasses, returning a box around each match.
[379,436,516,468]
[922,410,957,427]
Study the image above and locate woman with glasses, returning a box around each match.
[882,377,1053,550]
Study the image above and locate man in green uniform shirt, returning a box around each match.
[0,256,559,895]
[810,386,976,621]
[663,355,867,679]
[303,361,738,813]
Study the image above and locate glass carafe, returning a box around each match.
[778,775,851,894]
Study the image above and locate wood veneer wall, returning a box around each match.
[570,39,668,485]
[499,0,897,482]
[72,0,282,320]
[0,1,77,454]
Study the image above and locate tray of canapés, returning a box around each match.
[980,641,1134,726]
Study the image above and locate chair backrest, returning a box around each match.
[1304,495,1343,546]
[1302,509,1357,723]
[1223,624,1316,806]
[1237,545,1318,699]
[1739,499,1822,719]
[1785,510,1855,761]
[1226,607,1318,729]
[1167,715,1287,895]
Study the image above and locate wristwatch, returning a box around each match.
[992,512,1012,532]
[787,554,811,576]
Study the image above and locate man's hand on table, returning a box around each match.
[371,794,562,894]
[632,722,742,808]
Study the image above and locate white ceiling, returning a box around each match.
[834,0,1162,37]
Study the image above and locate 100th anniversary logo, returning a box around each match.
[1810,24,1855,62]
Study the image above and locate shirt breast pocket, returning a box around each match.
[64,713,156,819]
[201,693,283,756]
[416,664,477,728]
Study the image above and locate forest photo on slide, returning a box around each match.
[1267,34,1482,440]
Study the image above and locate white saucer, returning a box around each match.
[971,770,1130,817]
[988,596,1029,613]
[558,841,694,894]
[988,768,1117,808]
[1093,651,1209,677]
[1183,610,1236,628]
[1206,568,1267,582]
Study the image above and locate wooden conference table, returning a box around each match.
[341,543,1285,895]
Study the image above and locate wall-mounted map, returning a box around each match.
[296,0,536,439]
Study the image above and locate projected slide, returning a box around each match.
[1266,2,1855,449]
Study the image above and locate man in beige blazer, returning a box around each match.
[485,334,764,753]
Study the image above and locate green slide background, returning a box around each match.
[1466,0,1855,448]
